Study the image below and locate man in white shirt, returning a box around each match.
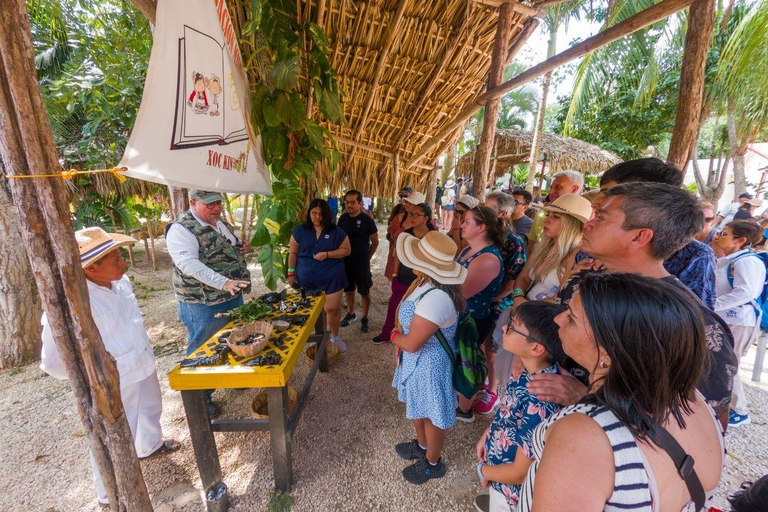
[165,190,252,417]
[40,227,178,507]
[716,192,753,228]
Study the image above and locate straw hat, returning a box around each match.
[457,194,480,209]
[746,198,763,207]
[543,194,593,224]
[402,191,426,205]
[396,231,467,285]
[444,179,455,189]
[76,227,137,268]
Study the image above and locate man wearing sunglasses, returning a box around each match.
[166,190,252,417]
[695,201,718,247]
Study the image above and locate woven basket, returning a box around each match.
[251,386,298,419]
[304,341,340,367]
[228,321,272,358]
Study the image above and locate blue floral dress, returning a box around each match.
[485,363,562,507]
[391,287,458,430]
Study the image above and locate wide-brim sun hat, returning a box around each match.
[543,193,593,224]
[747,198,764,207]
[457,194,480,209]
[76,227,137,268]
[402,191,426,205]
[396,231,467,285]
[444,179,455,189]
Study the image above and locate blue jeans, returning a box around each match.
[178,294,244,356]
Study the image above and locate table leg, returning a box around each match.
[267,386,293,491]
[316,309,329,373]
[181,390,227,502]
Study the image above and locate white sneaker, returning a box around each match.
[331,335,347,353]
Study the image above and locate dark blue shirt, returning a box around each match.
[663,239,717,309]
[291,224,347,281]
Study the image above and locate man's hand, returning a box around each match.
[239,243,252,255]
[527,366,588,406]
[223,279,249,296]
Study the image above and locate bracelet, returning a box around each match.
[511,288,525,299]
[391,273,398,278]
[477,462,485,480]
[287,267,295,273]
[326,251,330,259]
[287,272,295,277]
[390,330,399,342]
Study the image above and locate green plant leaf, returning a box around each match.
[251,0,262,26]
[263,94,279,127]
[257,244,285,291]
[317,87,342,123]
[307,22,329,52]
[251,224,270,246]
[270,55,300,91]
[305,120,324,151]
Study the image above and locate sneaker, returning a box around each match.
[330,335,347,353]
[340,312,358,327]
[371,335,390,345]
[360,317,370,333]
[474,390,499,415]
[402,457,445,484]
[728,409,751,427]
[395,439,426,460]
[455,406,475,423]
[473,494,490,512]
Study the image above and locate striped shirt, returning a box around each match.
[518,403,721,512]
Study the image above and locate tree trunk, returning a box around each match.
[472,4,514,203]
[666,0,715,170]
[0,2,152,510]
[525,23,558,193]
[0,174,42,368]
[168,185,187,219]
[426,163,438,208]
[727,98,748,199]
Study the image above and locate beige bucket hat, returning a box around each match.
[76,227,137,268]
[402,191,426,205]
[396,231,467,285]
[542,193,593,224]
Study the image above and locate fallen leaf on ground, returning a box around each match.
[72,429,85,437]
[35,454,49,462]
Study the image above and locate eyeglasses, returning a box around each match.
[505,318,542,344]
[410,213,426,218]
[716,231,734,238]
[344,200,359,205]
[199,200,222,210]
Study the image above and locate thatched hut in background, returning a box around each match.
[455,129,623,185]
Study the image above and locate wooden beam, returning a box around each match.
[474,0,542,17]
[128,0,156,23]
[473,3,514,203]
[392,0,474,153]
[538,0,580,8]
[666,0,715,170]
[390,0,474,154]
[392,154,401,201]
[506,18,539,62]
[406,0,698,169]
[335,136,433,169]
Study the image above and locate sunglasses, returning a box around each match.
[716,231,735,238]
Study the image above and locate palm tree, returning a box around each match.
[524,0,583,193]
[564,0,768,201]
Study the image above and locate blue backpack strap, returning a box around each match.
[726,252,758,288]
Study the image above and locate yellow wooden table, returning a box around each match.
[169,291,328,508]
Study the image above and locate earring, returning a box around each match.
[599,360,609,369]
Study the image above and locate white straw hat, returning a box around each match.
[402,191,426,205]
[444,179,455,189]
[396,231,467,285]
[542,194,593,224]
[457,195,480,209]
[76,227,137,268]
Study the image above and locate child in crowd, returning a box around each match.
[474,301,566,512]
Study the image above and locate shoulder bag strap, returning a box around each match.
[433,326,457,366]
[653,426,706,510]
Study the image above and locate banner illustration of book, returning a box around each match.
[171,25,248,149]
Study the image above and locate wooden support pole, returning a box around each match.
[472,3,514,203]
[406,0,698,169]
[0,1,152,510]
[392,154,401,202]
[666,0,715,171]
[389,0,474,154]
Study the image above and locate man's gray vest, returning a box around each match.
[167,211,251,305]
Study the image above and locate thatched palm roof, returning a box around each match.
[271,0,543,197]
[456,128,623,178]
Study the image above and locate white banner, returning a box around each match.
[119,0,272,195]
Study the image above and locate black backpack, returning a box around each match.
[729,476,768,512]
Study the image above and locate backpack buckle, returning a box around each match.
[678,454,695,479]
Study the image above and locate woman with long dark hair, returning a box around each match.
[373,203,436,344]
[288,199,351,351]
[519,273,724,512]
[455,205,505,422]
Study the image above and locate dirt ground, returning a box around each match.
[1,224,766,512]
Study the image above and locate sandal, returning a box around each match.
[141,439,181,459]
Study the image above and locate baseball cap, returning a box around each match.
[189,190,224,203]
